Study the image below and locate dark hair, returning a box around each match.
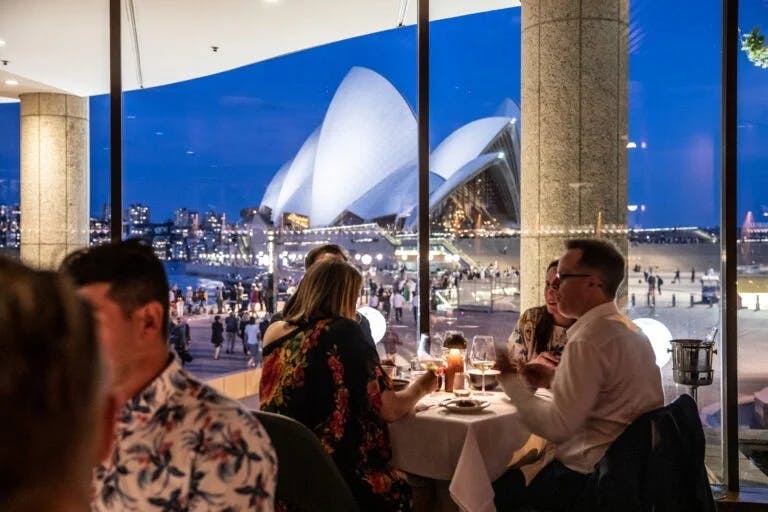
[565,239,625,298]
[304,244,348,269]
[59,239,170,333]
[0,257,100,500]
[533,259,560,354]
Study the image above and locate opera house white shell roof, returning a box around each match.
[260,66,520,229]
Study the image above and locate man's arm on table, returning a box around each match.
[499,340,602,443]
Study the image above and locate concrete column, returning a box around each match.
[20,93,89,270]
[520,0,629,311]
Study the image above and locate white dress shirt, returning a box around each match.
[500,301,664,474]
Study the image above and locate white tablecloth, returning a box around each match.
[389,391,532,512]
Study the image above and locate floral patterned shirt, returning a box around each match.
[260,318,411,512]
[93,356,277,511]
[508,305,569,363]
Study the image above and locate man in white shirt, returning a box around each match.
[494,239,664,511]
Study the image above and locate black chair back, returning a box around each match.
[575,394,716,512]
[253,410,359,512]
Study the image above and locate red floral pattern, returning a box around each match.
[260,318,411,511]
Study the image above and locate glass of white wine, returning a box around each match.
[416,334,445,391]
[469,335,496,396]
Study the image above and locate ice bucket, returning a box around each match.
[668,338,717,387]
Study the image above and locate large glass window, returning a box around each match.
[122,6,417,379]
[0,5,107,268]
[427,7,522,360]
[0,101,20,258]
[626,0,725,482]
[737,0,768,487]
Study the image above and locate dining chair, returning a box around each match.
[573,393,716,512]
[253,410,360,512]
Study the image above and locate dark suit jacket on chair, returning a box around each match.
[574,394,716,512]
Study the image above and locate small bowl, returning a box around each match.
[467,369,500,390]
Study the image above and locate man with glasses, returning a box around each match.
[61,240,276,511]
[494,239,663,511]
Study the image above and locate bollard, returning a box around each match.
[756,295,761,312]
[672,294,676,307]
[631,293,635,307]
[690,294,695,307]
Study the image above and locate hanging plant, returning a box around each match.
[742,26,768,69]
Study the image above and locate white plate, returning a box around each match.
[439,398,491,414]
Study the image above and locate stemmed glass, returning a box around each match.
[416,334,446,392]
[469,335,496,396]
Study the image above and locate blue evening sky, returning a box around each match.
[0,2,766,227]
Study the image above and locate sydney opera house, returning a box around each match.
[259,67,520,232]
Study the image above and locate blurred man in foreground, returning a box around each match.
[0,258,114,512]
[494,239,664,511]
[61,240,277,511]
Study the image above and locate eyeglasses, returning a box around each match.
[555,272,592,280]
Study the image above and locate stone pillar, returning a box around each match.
[20,93,89,270]
[520,0,629,311]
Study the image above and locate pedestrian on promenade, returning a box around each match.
[215,286,223,314]
[379,286,392,321]
[393,289,405,323]
[673,268,681,284]
[647,274,657,306]
[224,310,239,354]
[239,311,251,355]
[175,296,184,318]
[245,317,261,368]
[691,266,696,283]
[657,275,664,295]
[170,317,193,365]
[211,315,224,360]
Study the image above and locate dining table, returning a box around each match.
[388,390,534,512]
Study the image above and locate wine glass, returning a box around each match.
[469,335,496,396]
[416,334,445,392]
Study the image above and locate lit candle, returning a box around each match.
[444,348,465,392]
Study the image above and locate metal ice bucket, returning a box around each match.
[668,339,717,387]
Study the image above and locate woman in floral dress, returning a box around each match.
[260,260,437,511]
[508,260,576,388]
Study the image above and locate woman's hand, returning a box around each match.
[414,369,439,394]
[380,369,439,422]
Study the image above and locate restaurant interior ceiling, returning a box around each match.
[0,0,519,101]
